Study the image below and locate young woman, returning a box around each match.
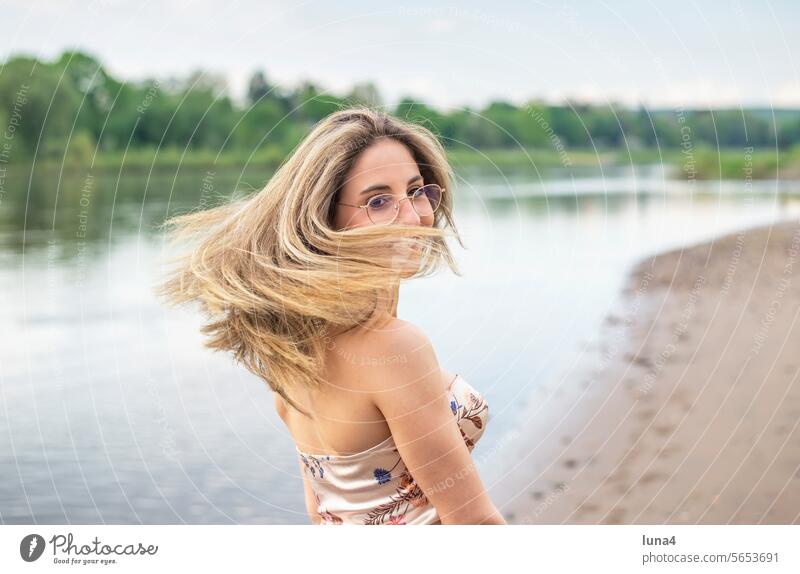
[158,107,504,525]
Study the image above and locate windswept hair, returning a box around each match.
[156,107,463,413]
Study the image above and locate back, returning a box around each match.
[274,316,457,457]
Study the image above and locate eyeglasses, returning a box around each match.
[336,183,445,225]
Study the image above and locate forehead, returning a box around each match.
[343,138,419,190]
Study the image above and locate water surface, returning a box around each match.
[2,164,798,523]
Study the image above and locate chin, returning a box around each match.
[392,247,423,277]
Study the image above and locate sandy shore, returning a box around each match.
[499,218,800,524]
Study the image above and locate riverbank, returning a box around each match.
[6,145,800,180]
[498,218,800,524]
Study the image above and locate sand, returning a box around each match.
[500,218,800,524]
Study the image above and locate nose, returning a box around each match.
[395,196,421,225]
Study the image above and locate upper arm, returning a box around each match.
[368,320,504,524]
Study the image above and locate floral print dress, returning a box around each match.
[297,373,489,525]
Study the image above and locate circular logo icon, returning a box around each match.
[20,534,46,562]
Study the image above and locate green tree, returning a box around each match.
[0,55,82,158]
[53,50,114,142]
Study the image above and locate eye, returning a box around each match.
[366,194,392,210]
[409,186,425,198]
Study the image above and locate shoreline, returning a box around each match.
[4,146,799,180]
[496,218,800,524]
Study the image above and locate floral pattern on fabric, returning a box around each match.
[299,452,328,479]
[313,491,343,524]
[450,390,488,450]
[373,468,392,485]
[297,374,489,525]
[363,466,428,525]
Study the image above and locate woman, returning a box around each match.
[158,107,504,525]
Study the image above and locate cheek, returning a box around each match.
[335,207,370,230]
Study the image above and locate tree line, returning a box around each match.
[1,50,798,164]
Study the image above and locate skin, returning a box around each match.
[275,138,505,525]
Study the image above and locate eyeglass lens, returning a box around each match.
[365,184,442,224]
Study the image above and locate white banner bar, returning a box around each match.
[1,525,797,573]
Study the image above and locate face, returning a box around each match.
[333,138,434,275]
[333,138,435,231]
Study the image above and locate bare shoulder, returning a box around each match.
[363,317,433,355]
[328,317,441,394]
[359,318,447,413]
[356,317,437,372]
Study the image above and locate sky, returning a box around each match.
[2,0,799,110]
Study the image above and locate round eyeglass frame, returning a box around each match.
[335,183,446,225]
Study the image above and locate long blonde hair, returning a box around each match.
[156,106,463,413]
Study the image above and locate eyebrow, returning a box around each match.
[359,174,423,196]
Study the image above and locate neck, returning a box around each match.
[374,281,399,318]
[326,283,400,338]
